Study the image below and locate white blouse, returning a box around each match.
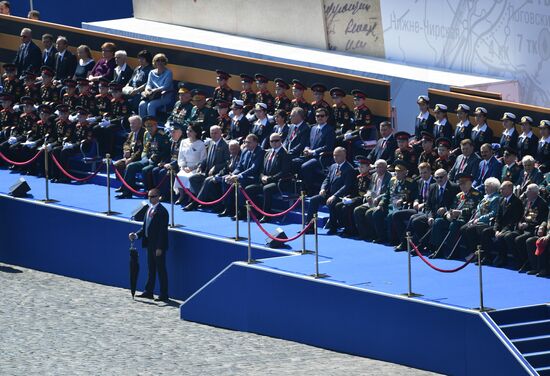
[177,138,206,170]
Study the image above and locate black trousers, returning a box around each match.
[145,247,168,298]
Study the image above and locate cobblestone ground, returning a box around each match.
[0,263,440,376]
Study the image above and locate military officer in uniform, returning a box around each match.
[187,89,218,138]
[164,83,192,132]
[39,65,60,106]
[499,112,518,156]
[393,131,417,177]
[330,87,353,146]
[418,131,438,170]
[432,104,453,140]
[274,78,292,113]
[370,160,417,244]
[1,96,37,168]
[212,69,234,103]
[501,147,521,183]
[76,78,97,116]
[1,63,23,102]
[517,115,538,160]
[332,155,371,237]
[0,93,16,145]
[350,89,375,153]
[226,99,250,142]
[22,103,57,175]
[537,120,550,173]
[94,77,112,118]
[452,104,473,155]
[117,115,170,198]
[434,137,455,172]
[61,78,79,112]
[290,79,314,123]
[255,73,274,114]
[50,104,76,183]
[214,99,231,137]
[411,95,435,155]
[310,83,332,125]
[239,74,256,113]
[471,107,493,152]
[113,114,145,183]
[430,173,481,259]
[22,71,40,103]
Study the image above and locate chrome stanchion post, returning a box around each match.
[403,232,421,297]
[169,168,182,228]
[310,214,328,279]
[245,200,258,264]
[41,136,58,203]
[299,191,313,254]
[102,154,119,215]
[233,180,245,240]
[475,245,493,311]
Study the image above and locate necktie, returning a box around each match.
[207,143,216,168]
[422,181,428,201]
[458,156,467,172]
[381,138,387,149]
[266,150,276,173]
[480,161,487,179]
[439,186,444,202]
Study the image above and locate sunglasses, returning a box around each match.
[148,194,159,198]
[315,114,327,117]
[270,139,281,143]
[434,176,446,180]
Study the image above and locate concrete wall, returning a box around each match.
[132,0,328,50]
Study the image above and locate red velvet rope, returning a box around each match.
[0,149,43,166]
[176,175,234,205]
[239,186,302,218]
[114,167,169,196]
[50,154,104,182]
[250,210,313,242]
[408,239,474,273]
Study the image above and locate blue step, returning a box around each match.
[524,350,550,369]
[512,335,550,354]
[489,305,550,326]
[500,319,550,339]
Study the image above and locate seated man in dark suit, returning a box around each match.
[53,36,77,83]
[112,50,134,86]
[245,132,292,222]
[295,107,336,195]
[129,188,170,302]
[473,143,502,193]
[515,155,543,195]
[184,125,230,211]
[448,138,481,182]
[220,133,265,220]
[305,147,356,234]
[366,120,397,165]
[192,139,241,212]
[284,107,310,163]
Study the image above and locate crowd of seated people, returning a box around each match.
[1,27,550,278]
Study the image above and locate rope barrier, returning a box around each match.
[0,149,44,166]
[239,186,302,218]
[408,239,474,273]
[176,175,234,205]
[114,167,169,196]
[50,154,104,182]
[250,210,313,242]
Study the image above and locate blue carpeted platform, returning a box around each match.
[1,167,548,375]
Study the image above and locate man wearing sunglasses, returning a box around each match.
[129,188,170,302]
[13,28,42,76]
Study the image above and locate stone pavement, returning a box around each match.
[0,263,439,376]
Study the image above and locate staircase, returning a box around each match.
[489,305,550,375]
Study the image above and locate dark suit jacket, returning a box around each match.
[516,168,544,191]
[307,123,336,157]
[13,41,42,74]
[449,153,481,181]
[368,171,392,203]
[284,121,310,158]
[217,152,241,176]
[425,181,459,216]
[433,119,453,140]
[321,161,356,198]
[234,146,265,184]
[200,139,230,175]
[42,47,58,70]
[471,125,494,151]
[262,147,291,183]
[136,203,169,250]
[416,177,434,205]
[473,156,502,189]
[113,64,134,86]
[493,194,523,232]
[54,50,77,81]
[367,134,397,164]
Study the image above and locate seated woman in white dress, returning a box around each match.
[174,124,206,198]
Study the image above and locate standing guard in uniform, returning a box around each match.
[537,120,550,173]
[290,79,313,123]
[239,74,256,113]
[432,104,453,140]
[330,87,353,146]
[471,107,494,152]
[452,104,473,155]
[430,173,481,259]
[255,74,274,114]
[212,69,234,103]
[310,83,332,125]
[226,99,250,143]
[273,78,292,113]
[499,112,518,155]
[251,103,274,149]
[411,95,435,155]
[517,116,539,160]
[393,131,417,177]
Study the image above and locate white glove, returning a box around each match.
[344,132,353,141]
[13,104,21,112]
[24,141,37,148]
[69,114,78,122]
[62,143,74,150]
[46,143,54,152]
[87,117,98,124]
[245,113,256,122]
[342,197,353,205]
[99,119,110,128]
[8,136,17,145]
